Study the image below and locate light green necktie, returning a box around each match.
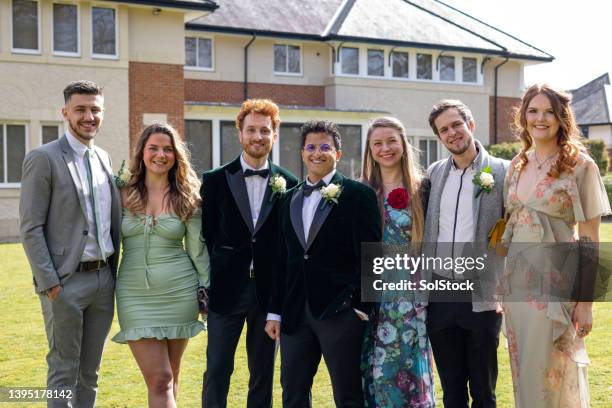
[84,148,107,259]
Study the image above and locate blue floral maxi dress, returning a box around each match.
[361,198,435,407]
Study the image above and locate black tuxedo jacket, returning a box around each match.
[272,172,381,334]
[201,156,299,314]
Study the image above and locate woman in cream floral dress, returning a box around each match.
[502,84,610,407]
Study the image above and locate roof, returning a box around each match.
[187,0,552,61]
[107,0,218,12]
[571,73,612,126]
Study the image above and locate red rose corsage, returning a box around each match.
[387,187,410,209]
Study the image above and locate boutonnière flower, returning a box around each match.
[114,160,131,188]
[320,183,342,206]
[269,174,287,201]
[473,166,494,197]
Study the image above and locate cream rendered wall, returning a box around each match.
[483,59,524,98]
[589,124,612,145]
[184,33,330,85]
[128,8,184,64]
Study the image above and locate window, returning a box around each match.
[340,47,359,75]
[53,3,78,55]
[12,0,39,52]
[220,121,242,165]
[367,49,384,77]
[419,139,438,168]
[439,56,455,81]
[336,125,362,179]
[1,124,27,184]
[185,120,213,175]
[92,6,116,57]
[42,125,60,145]
[274,44,300,74]
[185,37,213,69]
[580,125,589,138]
[279,123,304,178]
[391,51,409,78]
[462,57,477,83]
[417,53,432,80]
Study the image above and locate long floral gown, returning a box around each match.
[361,198,435,408]
[501,152,610,408]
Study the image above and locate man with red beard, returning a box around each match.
[200,99,298,407]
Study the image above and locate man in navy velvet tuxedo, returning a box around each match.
[265,120,381,407]
[200,99,298,407]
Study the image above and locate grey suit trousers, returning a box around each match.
[38,265,114,408]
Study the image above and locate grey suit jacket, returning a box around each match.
[20,135,121,293]
[423,140,509,311]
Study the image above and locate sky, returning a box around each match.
[442,0,612,90]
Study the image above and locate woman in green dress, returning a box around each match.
[112,123,209,407]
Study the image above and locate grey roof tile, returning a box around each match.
[571,74,611,125]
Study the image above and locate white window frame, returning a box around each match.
[184,35,215,71]
[10,0,42,55]
[52,1,81,57]
[273,43,302,76]
[390,49,410,79]
[461,56,479,84]
[438,54,457,83]
[417,136,440,169]
[90,4,118,60]
[339,46,360,76]
[0,122,29,188]
[366,48,385,78]
[40,122,63,146]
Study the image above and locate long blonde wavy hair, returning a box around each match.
[513,84,585,177]
[361,117,425,243]
[123,123,201,221]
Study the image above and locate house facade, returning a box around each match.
[0,0,552,241]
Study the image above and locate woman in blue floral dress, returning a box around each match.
[361,117,435,407]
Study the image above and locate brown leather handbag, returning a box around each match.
[488,213,509,256]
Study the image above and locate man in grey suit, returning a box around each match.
[423,100,507,408]
[20,81,121,408]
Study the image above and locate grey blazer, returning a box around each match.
[20,135,121,293]
[423,140,509,311]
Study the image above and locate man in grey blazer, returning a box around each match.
[20,81,121,408]
[423,100,508,408]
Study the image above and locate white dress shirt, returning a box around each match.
[65,131,114,261]
[240,154,269,228]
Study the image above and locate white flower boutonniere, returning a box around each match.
[320,183,342,206]
[114,160,132,188]
[269,174,287,201]
[473,166,494,197]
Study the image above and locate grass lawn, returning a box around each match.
[1,226,611,407]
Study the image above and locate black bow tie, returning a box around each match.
[303,180,326,197]
[244,168,270,178]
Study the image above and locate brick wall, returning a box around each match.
[608,148,612,171]
[185,79,325,107]
[489,96,521,145]
[129,62,184,148]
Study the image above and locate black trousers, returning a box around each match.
[202,281,276,408]
[427,302,502,408]
[280,304,366,408]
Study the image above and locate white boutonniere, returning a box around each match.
[269,174,287,201]
[114,160,132,188]
[320,183,342,206]
[473,166,494,197]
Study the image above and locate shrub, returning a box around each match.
[487,142,521,161]
[603,175,612,210]
[583,139,609,176]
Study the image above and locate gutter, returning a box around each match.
[244,33,256,101]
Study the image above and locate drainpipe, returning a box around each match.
[493,55,509,144]
[244,33,256,101]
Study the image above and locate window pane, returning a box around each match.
[42,125,59,145]
[185,37,196,66]
[440,56,455,81]
[428,140,438,165]
[198,38,212,68]
[367,49,384,76]
[7,125,26,183]
[220,121,242,164]
[419,140,428,168]
[288,45,300,73]
[463,57,477,83]
[12,0,38,50]
[274,44,286,72]
[336,125,361,179]
[53,3,77,53]
[92,7,116,55]
[185,120,212,175]
[392,51,409,78]
[0,126,4,182]
[279,123,304,178]
[341,47,359,75]
[417,53,432,79]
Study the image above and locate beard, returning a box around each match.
[445,137,472,155]
[243,142,271,159]
[68,119,98,141]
